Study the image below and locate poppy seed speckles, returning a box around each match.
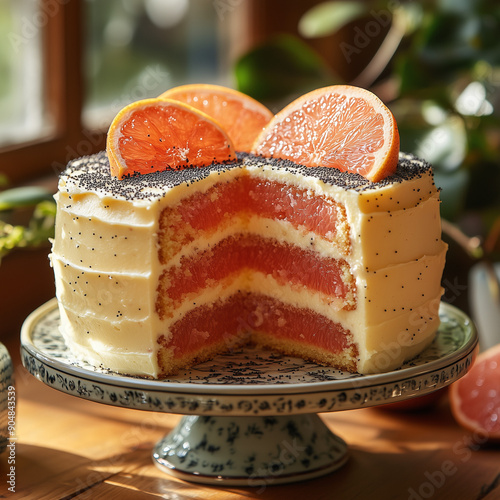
[60,151,433,203]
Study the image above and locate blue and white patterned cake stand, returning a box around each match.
[21,299,477,486]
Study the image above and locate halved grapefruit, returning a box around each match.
[159,84,273,152]
[450,344,500,441]
[107,98,236,179]
[252,85,400,182]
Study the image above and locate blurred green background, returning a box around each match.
[235,0,500,250]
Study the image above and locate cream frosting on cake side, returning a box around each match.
[50,152,446,377]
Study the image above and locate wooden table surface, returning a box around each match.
[1,336,499,500]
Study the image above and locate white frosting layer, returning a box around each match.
[51,153,447,376]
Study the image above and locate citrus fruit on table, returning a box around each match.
[252,85,400,183]
[107,98,236,179]
[450,344,500,441]
[159,84,273,152]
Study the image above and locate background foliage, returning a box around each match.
[235,0,500,252]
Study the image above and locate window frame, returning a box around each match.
[0,0,105,185]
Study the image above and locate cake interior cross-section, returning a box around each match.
[50,151,447,378]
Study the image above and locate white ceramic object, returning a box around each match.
[21,299,477,485]
[469,261,500,351]
[154,414,348,486]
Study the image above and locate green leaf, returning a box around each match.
[0,174,9,189]
[0,186,53,211]
[0,223,25,260]
[394,98,470,220]
[34,200,57,218]
[0,199,55,262]
[235,34,336,107]
[394,98,467,172]
[298,1,367,38]
[392,3,423,37]
[437,0,488,16]
[415,10,500,73]
[434,169,469,221]
[414,116,467,172]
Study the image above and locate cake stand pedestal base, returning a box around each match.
[153,414,348,486]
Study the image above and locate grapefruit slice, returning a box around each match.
[252,85,400,182]
[450,344,500,441]
[159,84,273,152]
[107,98,236,179]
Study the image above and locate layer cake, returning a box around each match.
[50,151,446,377]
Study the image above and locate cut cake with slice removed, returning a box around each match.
[50,151,447,377]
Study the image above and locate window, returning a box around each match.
[0,0,84,184]
[84,0,232,130]
[0,1,51,149]
[0,0,247,185]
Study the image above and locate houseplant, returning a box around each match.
[0,175,55,264]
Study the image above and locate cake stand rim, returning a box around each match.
[20,298,477,401]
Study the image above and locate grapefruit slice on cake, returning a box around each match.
[252,85,400,182]
[107,98,236,179]
[160,84,273,152]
